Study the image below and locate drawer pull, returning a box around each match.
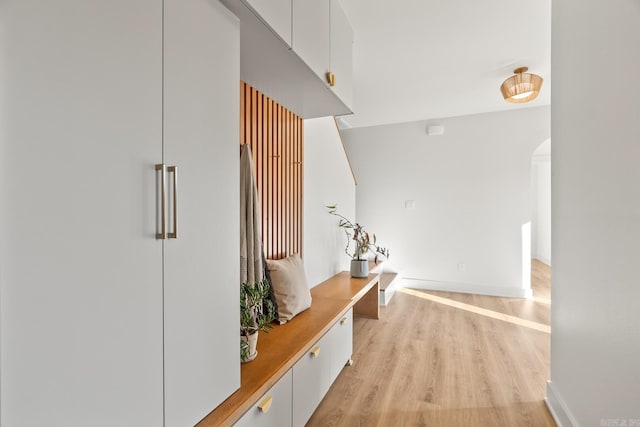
[340,317,348,325]
[311,346,321,358]
[155,164,167,239]
[258,396,272,414]
[167,165,178,239]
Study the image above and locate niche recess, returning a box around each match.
[240,82,303,260]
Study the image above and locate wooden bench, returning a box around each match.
[197,271,380,427]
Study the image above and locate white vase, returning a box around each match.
[240,331,258,363]
[350,259,369,278]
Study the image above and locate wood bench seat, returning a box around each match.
[197,272,380,427]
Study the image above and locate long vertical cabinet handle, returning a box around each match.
[167,165,178,239]
[156,164,167,240]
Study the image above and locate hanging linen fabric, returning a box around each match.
[240,144,265,284]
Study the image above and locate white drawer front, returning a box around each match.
[235,370,293,427]
[330,308,353,385]
[292,331,334,426]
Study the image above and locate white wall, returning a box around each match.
[532,140,551,265]
[548,1,640,425]
[303,117,356,286]
[342,107,550,297]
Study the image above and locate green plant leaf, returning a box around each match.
[240,279,276,337]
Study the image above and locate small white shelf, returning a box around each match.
[379,272,400,306]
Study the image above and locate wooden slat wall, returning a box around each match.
[240,82,303,260]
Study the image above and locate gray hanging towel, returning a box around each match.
[240,144,264,284]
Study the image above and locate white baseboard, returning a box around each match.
[545,380,578,427]
[400,278,533,299]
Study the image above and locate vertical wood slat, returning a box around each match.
[239,82,303,261]
[268,98,273,259]
[299,121,303,258]
[288,111,293,254]
[284,109,289,258]
[296,115,300,254]
[277,103,283,258]
[256,91,262,241]
[261,95,267,249]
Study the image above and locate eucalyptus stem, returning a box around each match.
[326,205,390,262]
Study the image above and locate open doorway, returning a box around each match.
[530,139,551,304]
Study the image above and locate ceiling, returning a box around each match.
[338,0,551,129]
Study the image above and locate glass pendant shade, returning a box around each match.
[500,67,543,103]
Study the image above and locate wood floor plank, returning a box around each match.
[308,261,555,427]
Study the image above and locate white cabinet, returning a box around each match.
[292,0,331,82]
[231,309,353,426]
[219,0,352,117]
[0,1,163,425]
[292,0,354,109]
[329,309,353,385]
[163,0,240,426]
[292,309,353,426]
[242,0,292,47]
[0,1,239,426]
[330,0,354,110]
[234,370,293,427]
[292,332,334,427]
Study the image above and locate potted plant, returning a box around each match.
[327,205,390,278]
[240,279,276,363]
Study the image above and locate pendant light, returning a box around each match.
[500,67,543,103]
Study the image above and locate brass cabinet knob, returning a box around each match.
[311,346,321,358]
[258,396,273,414]
[326,71,336,87]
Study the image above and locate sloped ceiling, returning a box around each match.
[338,0,551,129]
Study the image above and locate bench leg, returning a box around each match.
[354,278,380,319]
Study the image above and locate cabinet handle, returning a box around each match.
[311,346,321,358]
[167,165,178,239]
[155,164,167,240]
[340,317,348,325]
[326,71,336,87]
[258,396,272,414]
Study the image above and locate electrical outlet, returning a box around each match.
[457,263,466,272]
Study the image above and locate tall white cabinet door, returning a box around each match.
[162,1,240,426]
[0,1,163,426]
[292,0,331,79]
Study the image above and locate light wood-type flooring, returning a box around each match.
[308,260,555,427]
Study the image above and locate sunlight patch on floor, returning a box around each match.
[530,295,551,305]
[399,288,551,334]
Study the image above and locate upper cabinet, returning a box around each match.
[291,0,353,110]
[221,0,353,118]
[242,0,292,47]
[292,0,331,83]
[330,0,354,110]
